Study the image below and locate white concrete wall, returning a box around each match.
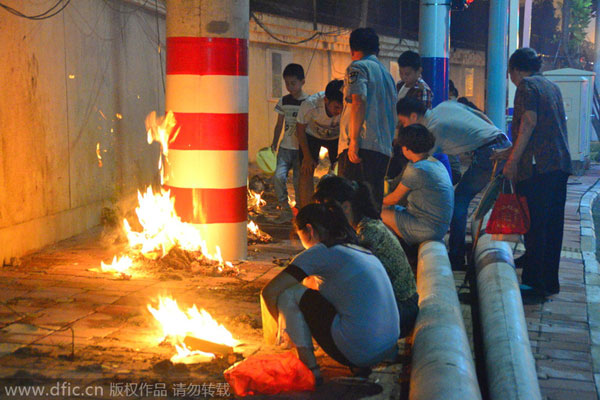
[0,5,487,263]
[449,48,487,110]
[248,13,488,158]
[0,0,165,263]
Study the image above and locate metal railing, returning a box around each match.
[592,85,600,140]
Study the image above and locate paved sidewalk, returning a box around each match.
[0,217,406,399]
[517,163,600,399]
[1,164,600,399]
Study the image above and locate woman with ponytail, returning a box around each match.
[261,203,399,384]
[313,176,418,338]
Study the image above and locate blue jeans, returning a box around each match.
[273,147,299,205]
[448,135,511,266]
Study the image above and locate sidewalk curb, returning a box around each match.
[579,179,600,395]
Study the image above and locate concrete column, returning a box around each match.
[419,0,450,106]
[486,0,509,131]
[165,0,249,260]
[507,0,519,138]
[595,11,600,91]
[522,0,533,48]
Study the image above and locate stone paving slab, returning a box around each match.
[0,166,599,398]
[520,164,600,399]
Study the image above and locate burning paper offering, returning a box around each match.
[147,296,239,364]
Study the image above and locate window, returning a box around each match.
[267,49,292,100]
[465,68,474,97]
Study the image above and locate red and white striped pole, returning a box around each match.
[165,1,249,260]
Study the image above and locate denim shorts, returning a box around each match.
[393,205,447,245]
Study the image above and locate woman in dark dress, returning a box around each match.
[503,48,572,302]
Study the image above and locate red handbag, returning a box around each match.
[485,179,530,235]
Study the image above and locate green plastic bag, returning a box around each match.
[256,147,276,175]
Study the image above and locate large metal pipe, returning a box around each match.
[410,241,481,400]
[473,234,542,400]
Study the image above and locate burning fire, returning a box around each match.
[247,220,273,244]
[319,146,328,160]
[96,110,238,276]
[248,190,266,212]
[100,255,134,277]
[247,221,260,236]
[123,186,203,258]
[145,110,180,185]
[123,186,237,273]
[147,296,238,364]
[288,196,296,209]
[96,142,103,168]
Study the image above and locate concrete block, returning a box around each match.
[591,345,600,372]
[590,328,600,346]
[583,257,600,274]
[580,206,591,215]
[581,219,594,229]
[587,285,600,303]
[586,273,600,286]
[581,235,596,252]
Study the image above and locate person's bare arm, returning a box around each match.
[297,123,316,173]
[271,114,285,151]
[383,182,411,206]
[348,94,366,163]
[503,110,537,181]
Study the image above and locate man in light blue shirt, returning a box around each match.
[396,98,511,270]
[338,27,397,210]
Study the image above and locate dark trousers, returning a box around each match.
[337,149,390,212]
[299,289,353,367]
[515,168,569,295]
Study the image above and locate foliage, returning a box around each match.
[530,0,560,55]
[567,0,593,54]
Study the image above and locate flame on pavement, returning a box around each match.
[147,296,238,364]
[97,111,237,276]
[100,255,134,278]
[248,190,266,212]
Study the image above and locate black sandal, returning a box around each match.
[349,366,372,378]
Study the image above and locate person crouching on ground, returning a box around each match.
[261,203,399,384]
[381,124,454,245]
[313,176,419,338]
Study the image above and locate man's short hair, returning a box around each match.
[283,63,305,80]
[325,79,344,104]
[396,97,427,117]
[349,28,379,56]
[397,124,435,154]
[449,79,458,97]
[397,50,421,70]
